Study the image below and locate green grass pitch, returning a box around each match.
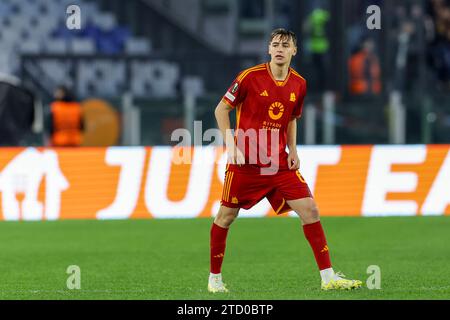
[0,216,449,300]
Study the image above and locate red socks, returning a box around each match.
[210,221,331,274]
[210,223,229,274]
[303,221,332,270]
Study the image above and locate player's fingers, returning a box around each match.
[288,156,294,169]
[237,156,245,166]
[235,151,244,166]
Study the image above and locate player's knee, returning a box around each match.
[309,205,320,222]
[217,213,236,228]
[301,202,320,224]
[215,207,238,227]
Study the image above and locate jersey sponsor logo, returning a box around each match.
[231,196,238,204]
[260,90,269,97]
[231,83,239,94]
[225,91,236,102]
[290,92,296,102]
[321,245,329,253]
[268,102,285,120]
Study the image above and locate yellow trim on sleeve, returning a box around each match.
[221,98,234,109]
[237,65,266,82]
[290,69,306,81]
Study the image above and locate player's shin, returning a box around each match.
[302,221,335,281]
[210,222,229,275]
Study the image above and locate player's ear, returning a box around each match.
[293,46,297,56]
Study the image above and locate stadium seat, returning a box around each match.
[125,38,152,55]
[43,38,68,54]
[9,14,29,33]
[78,1,101,28]
[70,38,96,54]
[0,17,7,28]
[36,18,59,35]
[0,28,20,47]
[19,41,42,54]
[93,12,117,31]
[18,1,40,17]
[0,0,177,98]
[43,1,66,21]
[0,2,13,18]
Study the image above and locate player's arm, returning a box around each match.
[288,79,306,170]
[214,100,245,165]
[287,117,300,170]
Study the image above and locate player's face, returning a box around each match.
[268,35,297,66]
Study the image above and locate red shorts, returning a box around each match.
[220,164,312,214]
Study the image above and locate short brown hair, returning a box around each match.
[269,28,297,47]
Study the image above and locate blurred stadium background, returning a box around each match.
[0,0,448,147]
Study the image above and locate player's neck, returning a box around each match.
[268,61,290,81]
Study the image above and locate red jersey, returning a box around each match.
[222,63,307,172]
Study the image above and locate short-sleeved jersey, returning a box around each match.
[222,63,307,171]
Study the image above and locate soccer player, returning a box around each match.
[209,28,362,292]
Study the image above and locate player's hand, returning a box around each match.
[287,151,300,170]
[227,146,245,166]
